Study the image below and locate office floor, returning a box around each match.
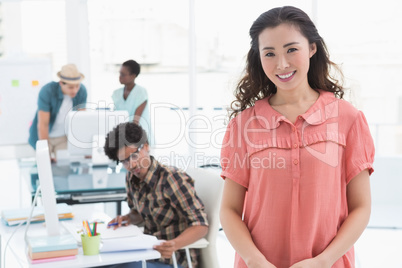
[1,159,402,268]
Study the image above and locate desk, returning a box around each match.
[22,160,127,215]
[0,210,161,267]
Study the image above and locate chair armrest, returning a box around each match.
[181,238,209,249]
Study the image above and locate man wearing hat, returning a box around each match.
[28,64,87,161]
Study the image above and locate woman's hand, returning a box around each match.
[246,256,277,268]
[289,257,328,268]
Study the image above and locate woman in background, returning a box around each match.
[112,59,152,144]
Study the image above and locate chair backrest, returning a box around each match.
[185,167,223,268]
[369,156,402,228]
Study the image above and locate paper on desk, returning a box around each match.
[100,234,163,252]
[98,224,142,239]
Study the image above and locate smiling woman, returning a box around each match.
[219,6,375,268]
[258,23,319,124]
[258,24,316,93]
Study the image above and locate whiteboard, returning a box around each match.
[0,57,52,145]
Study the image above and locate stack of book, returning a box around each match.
[26,234,78,264]
[1,203,74,226]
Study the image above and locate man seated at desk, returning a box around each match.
[102,122,209,268]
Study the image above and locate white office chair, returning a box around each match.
[172,166,224,268]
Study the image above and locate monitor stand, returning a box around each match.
[92,135,111,166]
[36,140,60,236]
[25,141,77,254]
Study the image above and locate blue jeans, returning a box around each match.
[101,261,183,268]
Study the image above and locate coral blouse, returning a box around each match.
[220,90,375,268]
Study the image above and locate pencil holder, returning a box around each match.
[81,234,101,255]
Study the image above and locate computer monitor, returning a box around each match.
[66,110,129,161]
[36,140,60,236]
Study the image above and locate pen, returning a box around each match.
[107,220,128,227]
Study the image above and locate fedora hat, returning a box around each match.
[57,64,85,84]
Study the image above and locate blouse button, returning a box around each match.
[293,143,298,148]
[292,127,296,132]
[293,159,299,165]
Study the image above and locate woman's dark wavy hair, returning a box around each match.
[230,6,344,119]
[103,122,148,162]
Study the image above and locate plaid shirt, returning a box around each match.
[125,156,209,268]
